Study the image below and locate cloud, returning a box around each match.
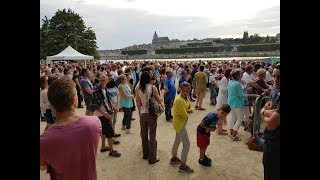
[184,19,193,23]
[40,0,280,49]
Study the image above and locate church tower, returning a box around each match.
[153,31,158,39]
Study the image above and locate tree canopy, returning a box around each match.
[40,8,100,59]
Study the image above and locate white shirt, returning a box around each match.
[209,73,217,84]
[177,67,184,79]
[172,69,177,82]
[218,77,228,92]
[110,71,118,80]
[266,71,274,82]
[242,72,255,87]
[107,86,119,105]
[40,89,50,116]
[137,84,153,114]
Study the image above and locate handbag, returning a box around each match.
[148,86,164,117]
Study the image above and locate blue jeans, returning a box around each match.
[209,83,217,100]
[164,98,174,120]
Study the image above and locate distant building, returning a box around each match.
[152,31,170,43]
[152,31,170,48]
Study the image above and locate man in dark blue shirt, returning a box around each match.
[164,70,177,121]
[197,104,231,167]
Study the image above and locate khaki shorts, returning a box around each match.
[197,91,206,99]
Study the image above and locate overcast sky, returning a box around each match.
[40,0,280,50]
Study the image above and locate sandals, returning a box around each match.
[100,147,110,152]
[217,131,228,135]
[113,139,120,145]
[114,134,121,137]
[195,106,199,110]
[230,135,241,141]
[198,107,206,111]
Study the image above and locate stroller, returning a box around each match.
[247,92,271,151]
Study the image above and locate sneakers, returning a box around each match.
[178,165,194,173]
[170,157,182,164]
[198,158,211,167]
[148,159,160,164]
[126,129,134,134]
[121,125,126,130]
[109,150,121,157]
[204,154,212,163]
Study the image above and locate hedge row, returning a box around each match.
[121,49,147,55]
[155,46,233,54]
[237,43,280,52]
[121,43,280,55]
[186,42,213,47]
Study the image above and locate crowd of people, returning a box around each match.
[40,59,280,179]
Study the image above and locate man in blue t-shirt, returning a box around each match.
[196,104,231,167]
[164,70,177,121]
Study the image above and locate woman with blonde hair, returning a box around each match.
[118,75,135,134]
[253,68,271,95]
[227,69,258,141]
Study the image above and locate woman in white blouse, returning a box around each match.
[215,69,232,135]
[216,69,232,108]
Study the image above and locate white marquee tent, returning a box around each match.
[46,45,94,61]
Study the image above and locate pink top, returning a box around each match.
[40,115,102,180]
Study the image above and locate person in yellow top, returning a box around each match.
[170,82,194,173]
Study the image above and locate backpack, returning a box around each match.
[148,86,164,117]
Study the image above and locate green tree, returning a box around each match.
[40,8,100,59]
[40,16,50,59]
[265,35,270,43]
[242,31,249,44]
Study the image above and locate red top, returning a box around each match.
[40,115,102,180]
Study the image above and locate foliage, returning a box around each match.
[40,8,100,59]
[185,42,213,47]
[121,49,148,55]
[237,43,280,52]
[40,16,50,59]
[155,46,233,54]
[241,32,277,44]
